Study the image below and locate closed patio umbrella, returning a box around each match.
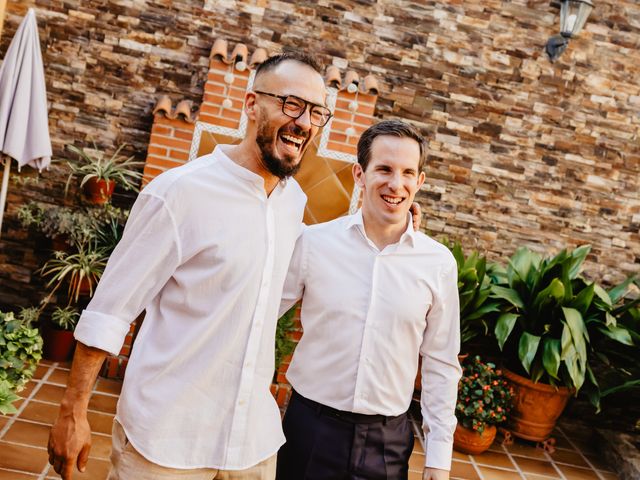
[0,8,52,238]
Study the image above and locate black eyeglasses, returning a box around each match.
[254,90,333,127]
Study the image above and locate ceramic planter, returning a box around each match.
[83,178,115,204]
[453,423,496,455]
[503,367,572,442]
[42,322,76,362]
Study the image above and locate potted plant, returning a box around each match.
[490,245,635,441]
[65,143,144,204]
[0,309,43,414]
[415,243,501,392]
[42,307,79,362]
[454,356,513,455]
[40,242,110,303]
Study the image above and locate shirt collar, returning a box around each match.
[346,209,416,248]
[213,146,288,196]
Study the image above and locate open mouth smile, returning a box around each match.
[381,195,404,206]
[279,133,305,152]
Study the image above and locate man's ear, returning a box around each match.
[417,171,426,189]
[244,92,258,121]
[352,163,365,189]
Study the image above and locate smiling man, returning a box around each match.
[47,52,330,480]
[276,120,462,480]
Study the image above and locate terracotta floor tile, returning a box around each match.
[32,364,50,380]
[524,475,557,480]
[34,384,66,404]
[89,434,112,460]
[408,452,425,471]
[452,449,471,461]
[17,381,38,399]
[20,400,59,425]
[3,420,51,448]
[549,448,590,467]
[0,441,49,473]
[88,393,118,414]
[557,464,601,479]
[46,458,111,480]
[512,457,559,477]
[450,460,480,480]
[505,442,548,460]
[95,378,122,396]
[583,453,614,472]
[472,450,516,469]
[477,466,524,479]
[412,436,424,453]
[0,470,38,479]
[87,411,114,435]
[0,415,9,431]
[46,369,70,386]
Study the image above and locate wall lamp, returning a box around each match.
[546,0,594,61]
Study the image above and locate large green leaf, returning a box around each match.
[608,276,637,304]
[593,284,612,308]
[532,278,565,314]
[597,325,634,346]
[508,248,541,289]
[563,307,589,359]
[491,285,524,309]
[518,332,541,374]
[568,245,591,279]
[542,338,561,380]
[495,313,519,350]
[465,302,501,321]
[563,344,586,391]
[568,282,595,313]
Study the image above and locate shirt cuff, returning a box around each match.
[425,438,453,471]
[74,310,131,356]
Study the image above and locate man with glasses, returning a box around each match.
[47,52,330,480]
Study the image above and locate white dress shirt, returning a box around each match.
[280,210,462,470]
[75,146,306,470]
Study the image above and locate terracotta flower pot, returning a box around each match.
[42,323,76,362]
[503,367,572,442]
[83,178,115,204]
[453,423,496,455]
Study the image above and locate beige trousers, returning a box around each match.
[108,420,276,480]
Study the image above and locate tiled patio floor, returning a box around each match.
[1,361,620,479]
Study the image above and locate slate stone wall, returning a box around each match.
[1,0,638,310]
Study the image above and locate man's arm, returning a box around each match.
[47,193,182,479]
[48,343,107,479]
[278,229,306,317]
[420,258,462,473]
[423,467,450,480]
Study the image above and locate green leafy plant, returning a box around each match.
[40,243,110,303]
[0,310,43,413]
[65,143,144,193]
[275,306,297,370]
[490,245,635,403]
[456,356,513,434]
[447,242,502,346]
[51,307,80,331]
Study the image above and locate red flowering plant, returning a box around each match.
[456,355,513,434]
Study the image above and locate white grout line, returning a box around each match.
[466,453,486,480]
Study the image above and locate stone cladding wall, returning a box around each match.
[1,0,638,310]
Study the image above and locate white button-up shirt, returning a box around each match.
[280,211,462,470]
[75,146,306,470]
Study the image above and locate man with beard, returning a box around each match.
[276,121,461,480]
[47,52,331,480]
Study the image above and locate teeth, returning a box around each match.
[382,195,403,205]
[281,134,304,146]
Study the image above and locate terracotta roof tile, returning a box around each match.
[325,67,379,95]
[153,95,198,123]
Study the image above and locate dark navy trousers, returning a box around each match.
[276,391,415,480]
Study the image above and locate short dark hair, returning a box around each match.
[255,51,324,78]
[357,120,427,172]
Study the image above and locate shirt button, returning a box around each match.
[238,399,246,406]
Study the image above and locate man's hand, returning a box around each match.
[48,410,92,479]
[410,202,422,231]
[423,467,450,480]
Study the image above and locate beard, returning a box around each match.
[256,121,307,180]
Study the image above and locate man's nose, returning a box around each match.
[294,107,312,130]
[387,172,402,191]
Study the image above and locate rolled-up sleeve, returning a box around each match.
[419,259,462,470]
[74,193,181,355]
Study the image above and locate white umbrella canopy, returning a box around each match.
[0,8,52,238]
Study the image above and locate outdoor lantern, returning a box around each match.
[546,0,594,61]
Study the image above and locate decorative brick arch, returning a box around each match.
[102,40,380,406]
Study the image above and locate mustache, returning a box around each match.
[281,125,309,139]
